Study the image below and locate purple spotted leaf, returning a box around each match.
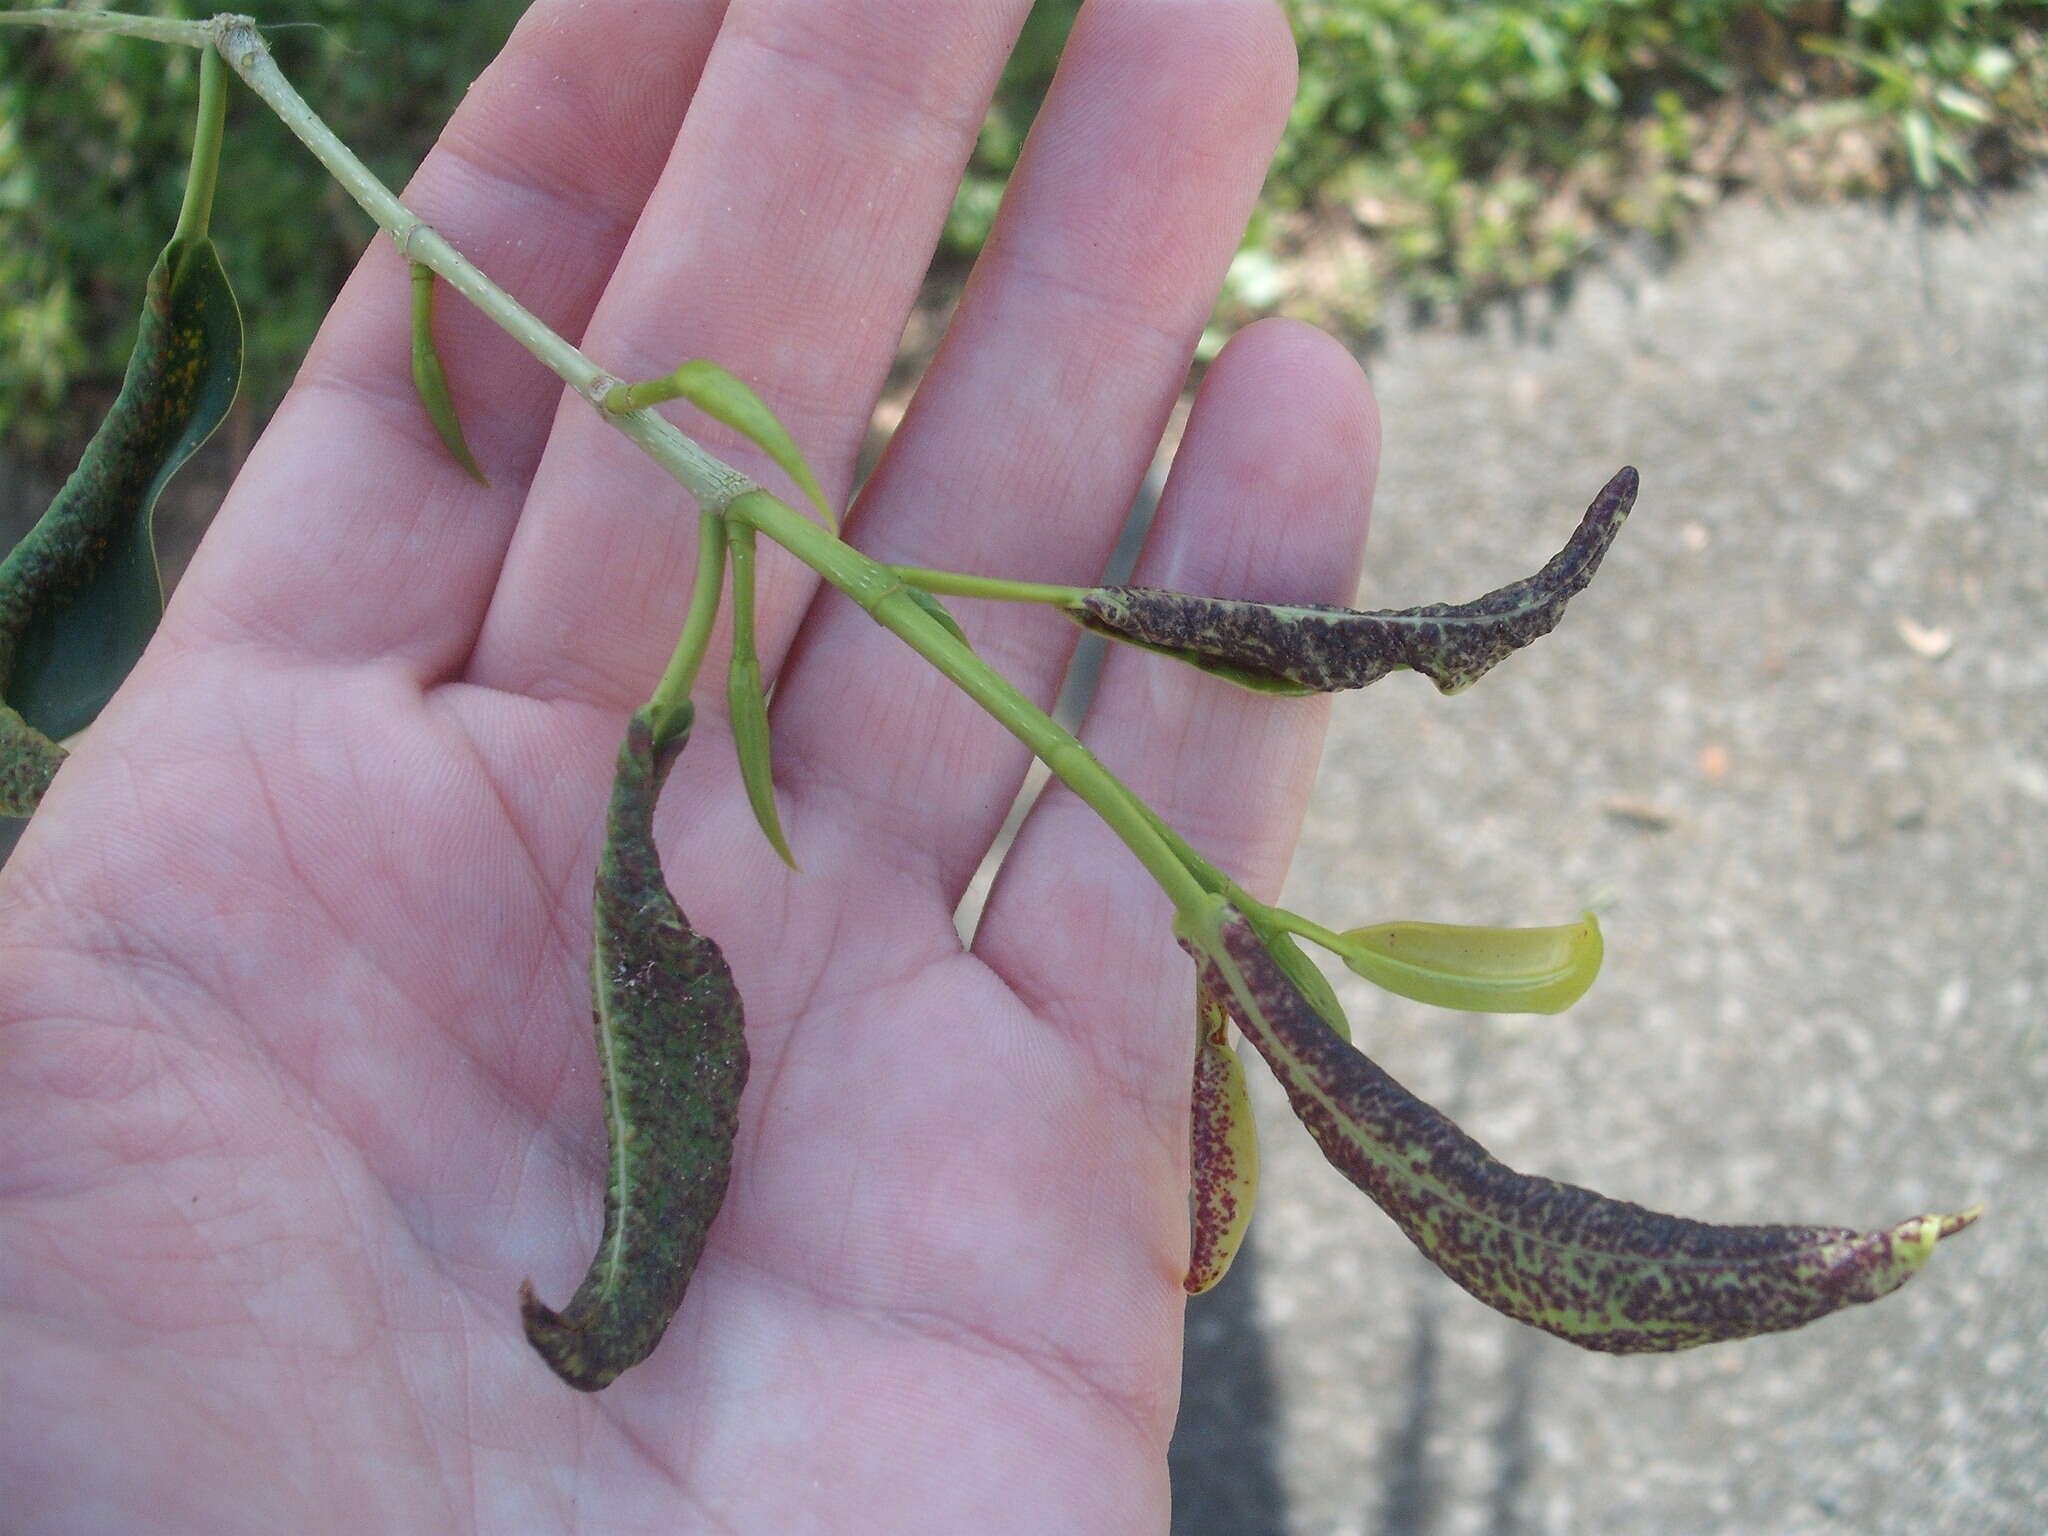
[1074,468,1637,696]
[1186,978,1260,1294]
[1177,898,1978,1353]
[521,704,748,1390]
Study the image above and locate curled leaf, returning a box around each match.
[604,358,835,531]
[0,231,241,796]
[1337,913,1603,1014]
[522,704,749,1390]
[1074,468,1637,695]
[1178,898,1977,1353]
[725,522,796,868]
[1186,978,1260,1294]
[409,261,488,485]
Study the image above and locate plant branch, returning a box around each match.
[0,7,214,45]
[729,494,1210,916]
[20,11,1216,915]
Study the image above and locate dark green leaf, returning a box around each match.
[1075,467,1636,695]
[1180,898,1978,1353]
[0,234,241,751]
[522,704,749,1391]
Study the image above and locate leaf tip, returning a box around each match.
[518,1280,616,1393]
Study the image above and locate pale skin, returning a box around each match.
[0,1,1380,1530]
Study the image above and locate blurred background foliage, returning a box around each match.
[3,0,2044,468]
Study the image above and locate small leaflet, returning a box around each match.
[1180,899,1977,1353]
[522,705,749,1390]
[1075,468,1638,696]
[1336,914,1603,1015]
[0,232,241,808]
[408,261,488,485]
[724,522,796,868]
[1186,978,1260,1294]
[604,359,835,531]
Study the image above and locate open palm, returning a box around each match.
[0,3,1379,1530]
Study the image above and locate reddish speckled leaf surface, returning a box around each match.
[1179,900,1977,1352]
[1075,467,1637,697]
[1186,979,1259,1294]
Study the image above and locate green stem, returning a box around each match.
[645,514,727,746]
[731,493,1211,917]
[888,565,1090,609]
[0,9,213,46]
[173,41,228,245]
[1258,907,1351,955]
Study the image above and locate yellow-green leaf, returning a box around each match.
[1337,913,1602,1014]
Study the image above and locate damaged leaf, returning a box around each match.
[1179,898,1977,1353]
[521,704,749,1390]
[0,231,241,805]
[1186,978,1259,1294]
[1074,467,1637,696]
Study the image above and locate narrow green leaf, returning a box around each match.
[1073,468,1636,696]
[1337,913,1603,1014]
[409,261,488,485]
[521,704,749,1391]
[725,522,797,869]
[1179,898,1978,1353]
[0,233,241,759]
[605,359,835,531]
[1186,978,1260,1295]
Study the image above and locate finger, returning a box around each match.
[464,0,1035,710]
[974,318,1379,1097]
[765,0,1300,902]
[170,0,725,676]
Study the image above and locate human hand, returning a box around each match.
[0,2,1376,1529]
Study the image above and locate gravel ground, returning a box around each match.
[1170,183,2048,1535]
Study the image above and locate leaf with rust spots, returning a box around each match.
[1177,898,1978,1353]
[0,233,241,814]
[1186,978,1259,1294]
[522,704,748,1390]
[1073,468,1636,696]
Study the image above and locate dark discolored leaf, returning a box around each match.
[0,712,66,817]
[522,704,749,1390]
[0,235,241,754]
[1186,977,1259,1294]
[1075,468,1637,696]
[1179,899,1977,1353]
